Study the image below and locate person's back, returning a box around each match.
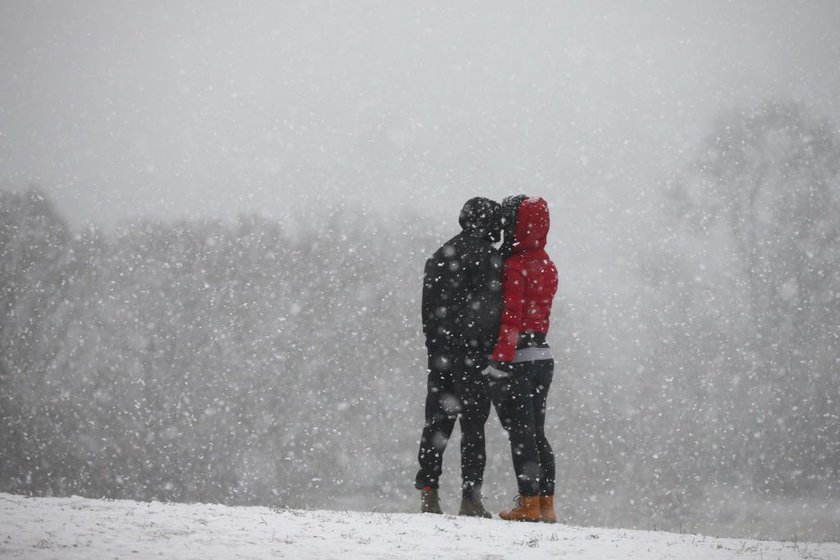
[493,195,558,362]
[422,229,502,363]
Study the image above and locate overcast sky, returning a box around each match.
[2,1,840,231]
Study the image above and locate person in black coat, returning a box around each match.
[415,197,503,517]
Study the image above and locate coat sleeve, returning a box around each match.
[468,247,503,355]
[421,256,436,346]
[492,256,525,362]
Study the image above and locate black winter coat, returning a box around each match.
[421,230,503,361]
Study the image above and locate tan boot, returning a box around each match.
[540,495,557,523]
[498,496,541,522]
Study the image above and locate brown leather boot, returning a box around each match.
[498,495,541,522]
[540,495,557,523]
[420,486,442,514]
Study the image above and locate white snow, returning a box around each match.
[1,493,837,559]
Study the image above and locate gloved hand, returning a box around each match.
[483,359,514,378]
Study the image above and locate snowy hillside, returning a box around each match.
[1,493,837,560]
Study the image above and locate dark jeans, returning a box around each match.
[490,359,555,497]
[415,352,491,496]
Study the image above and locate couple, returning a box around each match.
[415,195,559,523]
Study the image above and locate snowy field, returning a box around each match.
[1,493,838,560]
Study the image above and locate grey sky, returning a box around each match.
[2,1,839,230]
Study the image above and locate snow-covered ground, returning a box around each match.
[1,493,837,559]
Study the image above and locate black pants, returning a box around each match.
[490,359,555,497]
[415,352,491,496]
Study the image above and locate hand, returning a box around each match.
[482,360,513,378]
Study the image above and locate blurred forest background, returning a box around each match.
[2,100,839,541]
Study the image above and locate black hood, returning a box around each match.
[458,197,502,242]
[499,194,527,258]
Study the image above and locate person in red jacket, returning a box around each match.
[485,195,559,523]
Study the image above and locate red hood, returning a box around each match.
[512,197,550,252]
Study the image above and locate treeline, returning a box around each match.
[578,101,840,533]
[1,100,839,539]
[653,101,840,499]
[0,193,436,507]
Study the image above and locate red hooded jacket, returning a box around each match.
[491,197,558,363]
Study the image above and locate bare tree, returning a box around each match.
[664,100,840,495]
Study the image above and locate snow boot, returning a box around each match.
[458,489,492,518]
[498,495,541,522]
[420,486,442,514]
[540,495,557,523]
